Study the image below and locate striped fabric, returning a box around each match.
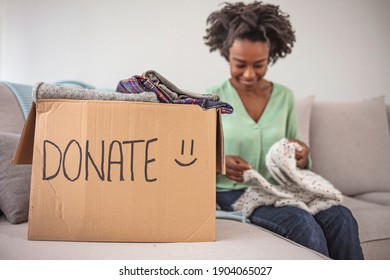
[116,75,172,103]
[1,81,33,119]
[116,75,234,114]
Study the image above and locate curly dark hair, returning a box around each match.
[204,1,296,64]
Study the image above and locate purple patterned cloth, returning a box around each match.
[116,74,233,114]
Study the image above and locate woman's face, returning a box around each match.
[228,39,269,91]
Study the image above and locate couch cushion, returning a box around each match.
[0,132,31,224]
[310,96,390,196]
[0,84,25,134]
[296,95,315,146]
[387,105,390,134]
[353,192,390,206]
[0,216,328,260]
[342,196,390,259]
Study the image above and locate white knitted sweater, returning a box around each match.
[233,139,343,217]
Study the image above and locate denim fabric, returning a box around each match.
[216,190,364,259]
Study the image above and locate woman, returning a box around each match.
[204,1,364,259]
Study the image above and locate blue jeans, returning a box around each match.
[217,190,364,260]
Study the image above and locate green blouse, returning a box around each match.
[206,80,302,191]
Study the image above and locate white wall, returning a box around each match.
[1,0,389,103]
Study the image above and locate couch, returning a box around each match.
[1,81,389,260]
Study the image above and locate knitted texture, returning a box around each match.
[1,81,33,119]
[233,138,343,216]
[33,82,158,103]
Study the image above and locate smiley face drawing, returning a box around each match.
[174,139,198,167]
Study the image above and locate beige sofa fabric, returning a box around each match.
[0,216,328,260]
[296,95,315,146]
[309,96,390,197]
[387,106,390,134]
[342,196,390,260]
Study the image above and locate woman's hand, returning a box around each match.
[225,155,252,182]
[288,139,310,168]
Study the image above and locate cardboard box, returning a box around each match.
[13,98,224,242]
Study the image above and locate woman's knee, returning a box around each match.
[250,206,325,237]
[249,206,329,255]
[316,205,359,229]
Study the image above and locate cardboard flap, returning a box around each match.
[12,103,36,164]
[216,110,225,174]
